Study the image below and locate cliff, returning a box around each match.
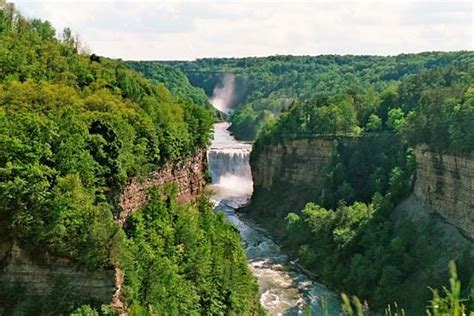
[118,149,208,227]
[0,241,115,303]
[252,139,334,191]
[414,146,474,239]
[0,150,208,312]
[248,138,335,233]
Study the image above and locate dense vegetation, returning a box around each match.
[253,62,473,153]
[125,61,211,108]
[121,188,263,315]
[0,0,213,268]
[167,52,473,140]
[1,0,472,314]
[248,61,474,312]
[1,189,264,315]
[341,261,473,316]
[0,2,262,314]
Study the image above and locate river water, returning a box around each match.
[207,122,340,315]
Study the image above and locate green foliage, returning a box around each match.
[70,305,100,316]
[252,63,473,156]
[428,262,473,316]
[120,190,264,315]
[386,108,405,132]
[169,52,472,140]
[365,114,382,131]
[245,54,473,312]
[284,190,473,312]
[338,262,473,316]
[0,1,213,271]
[126,61,211,108]
[250,82,471,312]
[400,66,474,153]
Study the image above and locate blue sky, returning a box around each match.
[13,0,473,60]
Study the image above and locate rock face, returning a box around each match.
[252,139,334,191]
[0,150,208,310]
[118,149,208,227]
[414,146,474,239]
[0,241,115,302]
[248,139,335,232]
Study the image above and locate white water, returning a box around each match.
[207,122,340,315]
[210,73,235,113]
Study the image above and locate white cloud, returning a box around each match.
[12,0,474,60]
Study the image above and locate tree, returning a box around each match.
[365,114,382,131]
[386,108,405,132]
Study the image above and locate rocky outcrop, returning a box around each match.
[110,150,207,312]
[0,241,115,302]
[247,139,335,234]
[414,146,474,239]
[117,149,208,227]
[252,139,334,191]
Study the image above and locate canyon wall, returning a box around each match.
[414,146,474,239]
[118,149,208,227]
[250,139,474,241]
[0,242,115,303]
[252,139,334,190]
[0,150,208,311]
[248,139,335,232]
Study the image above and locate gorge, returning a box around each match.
[207,122,341,315]
[0,2,473,313]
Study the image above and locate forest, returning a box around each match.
[0,2,262,314]
[130,48,473,314]
[169,52,473,140]
[125,61,211,108]
[132,53,474,314]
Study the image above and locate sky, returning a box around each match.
[13,0,474,61]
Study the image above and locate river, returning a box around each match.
[207,122,341,315]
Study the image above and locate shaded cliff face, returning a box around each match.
[414,146,474,239]
[0,151,208,311]
[0,242,115,305]
[252,139,334,190]
[248,137,473,313]
[251,139,474,240]
[248,139,335,234]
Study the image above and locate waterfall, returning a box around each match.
[207,148,251,183]
[207,122,253,199]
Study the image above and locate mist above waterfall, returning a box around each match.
[210,73,235,114]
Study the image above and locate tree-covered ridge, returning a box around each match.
[171,52,473,140]
[254,62,474,154]
[0,1,214,269]
[1,189,264,315]
[126,60,211,108]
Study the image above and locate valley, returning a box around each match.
[0,1,472,315]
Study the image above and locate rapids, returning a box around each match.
[207,122,341,315]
